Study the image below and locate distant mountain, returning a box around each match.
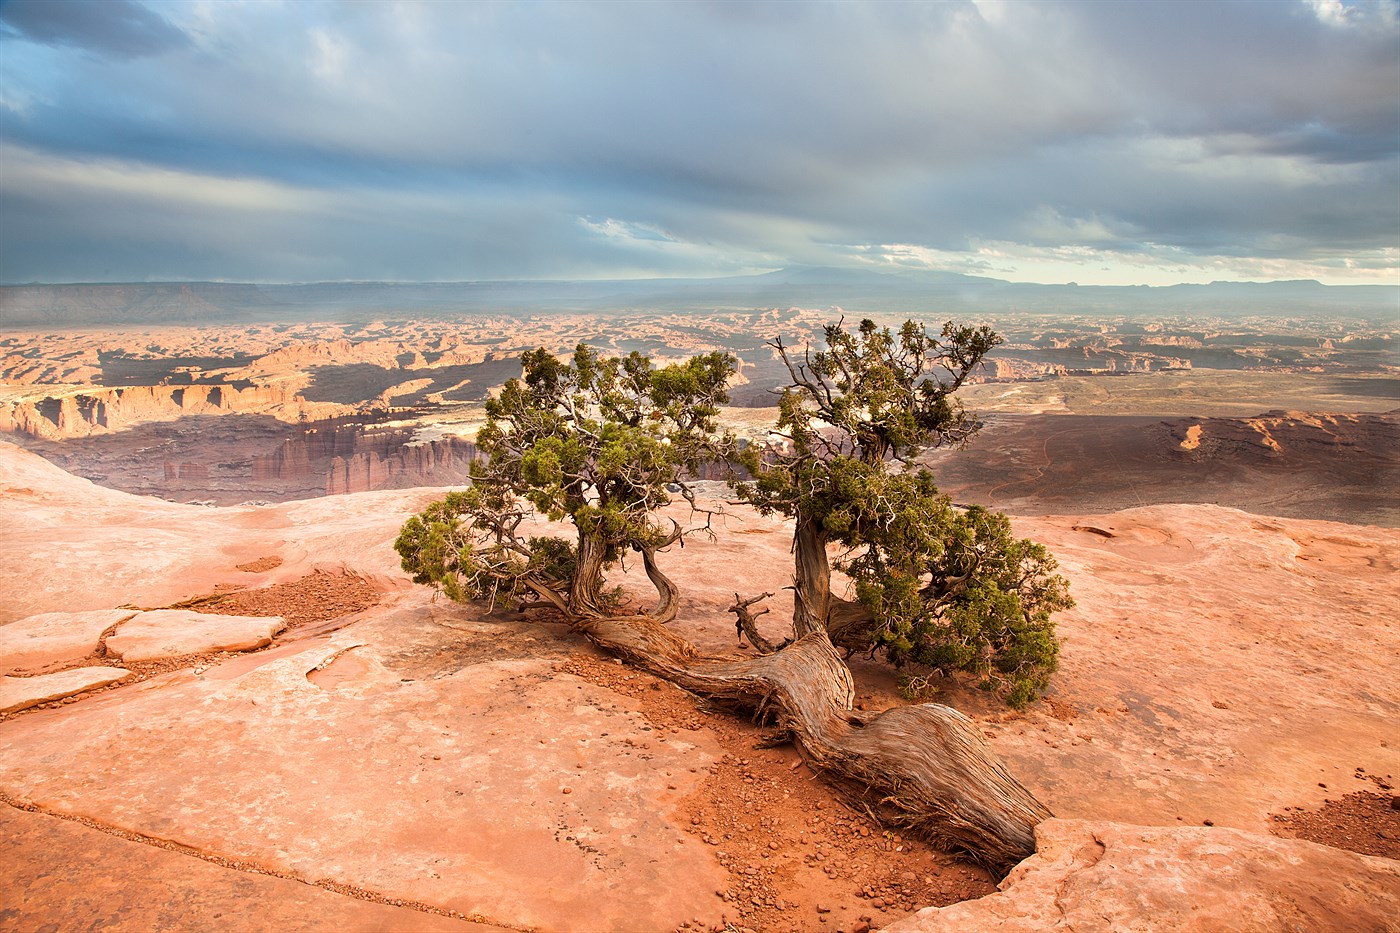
[0,271,1394,326]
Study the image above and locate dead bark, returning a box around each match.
[728,591,782,652]
[570,533,611,619]
[637,541,680,626]
[570,559,1052,873]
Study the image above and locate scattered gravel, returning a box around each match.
[1271,775,1400,861]
[170,567,379,629]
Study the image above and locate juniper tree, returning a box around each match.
[397,341,1052,872]
[735,319,1071,708]
[395,344,736,623]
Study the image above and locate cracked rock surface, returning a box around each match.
[1,439,1398,932]
[883,818,1400,932]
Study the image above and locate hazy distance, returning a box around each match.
[2,271,1395,327]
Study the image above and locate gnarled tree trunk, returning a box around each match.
[791,515,832,637]
[826,595,880,655]
[566,543,1050,874]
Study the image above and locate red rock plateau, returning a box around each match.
[1,438,1397,931]
[0,312,802,503]
[3,312,1398,517]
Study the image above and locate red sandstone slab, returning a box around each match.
[106,610,286,662]
[0,666,133,714]
[0,608,136,674]
[882,818,1400,932]
[0,805,508,932]
[0,441,431,622]
[4,441,1400,931]
[975,506,1400,834]
[0,605,729,932]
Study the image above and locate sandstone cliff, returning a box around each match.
[325,437,479,495]
[0,383,352,440]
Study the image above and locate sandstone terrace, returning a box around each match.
[0,440,1397,930]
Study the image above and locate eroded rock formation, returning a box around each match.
[884,819,1400,932]
[1,383,317,440]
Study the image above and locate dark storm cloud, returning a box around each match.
[0,0,187,58]
[0,0,1396,284]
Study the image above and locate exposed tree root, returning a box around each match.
[398,332,1053,874]
[575,582,1051,873]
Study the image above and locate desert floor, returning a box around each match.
[1,440,1397,931]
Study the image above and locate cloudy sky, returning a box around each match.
[1,0,1397,285]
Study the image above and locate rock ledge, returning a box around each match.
[882,818,1400,932]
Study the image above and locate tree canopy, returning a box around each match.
[735,318,1071,707]
[395,344,736,622]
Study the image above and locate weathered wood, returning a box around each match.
[728,590,780,652]
[497,519,1049,872]
[825,595,880,656]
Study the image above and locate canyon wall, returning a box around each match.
[325,437,480,495]
[1163,410,1400,464]
[0,383,347,441]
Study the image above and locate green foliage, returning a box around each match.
[844,500,1072,709]
[735,318,1070,707]
[396,344,736,616]
[393,486,578,608]
[738,318,1001,524]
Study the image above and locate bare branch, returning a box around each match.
[728,590,784,653]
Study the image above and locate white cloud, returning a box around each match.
[860,239,1399,286]
[0,142,330,213]
[1306,0,1399,29]
[1137,134,1369,187]
[578,217,677,244]
[2,1,1396,284]
[309,27,349,83]
[1020,206,1131,248]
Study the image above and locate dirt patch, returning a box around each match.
[382,626,572,680]
[1271,781,1400,861]
[1040,696,1078,722]
[557,655,996,933]
[169,569,380,629]
[235,555,284,573]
